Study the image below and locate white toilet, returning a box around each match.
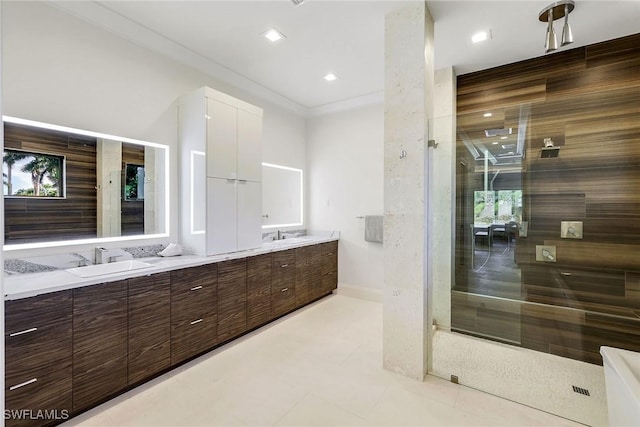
[600,346,640,426]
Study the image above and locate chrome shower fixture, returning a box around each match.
[539,0,575,53]
[541,137,560,158]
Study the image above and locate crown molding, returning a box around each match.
[306,91,384,118]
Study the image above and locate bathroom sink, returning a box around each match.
[66,260,153,278]
[272,236,314,245]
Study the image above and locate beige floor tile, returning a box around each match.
[62,295,585,427]
[273,393,370,427]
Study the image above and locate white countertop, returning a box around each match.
[4,236,338,301]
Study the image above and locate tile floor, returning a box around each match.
[64,294,585,427]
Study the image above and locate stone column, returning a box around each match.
[383,2,434,380]
[96,139,122,237]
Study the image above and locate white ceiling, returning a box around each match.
[52,0,640,116]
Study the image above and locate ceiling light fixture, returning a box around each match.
[483,112,492,118]
[264,28,285,42]
[471,31,490,44]
[539,0,575,53]
[290,0,305,6]
[324,73,337,81]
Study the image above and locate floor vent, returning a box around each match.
[572,385,590,396]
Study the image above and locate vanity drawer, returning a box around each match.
[321,270,338,295]
[5,290,72,376]
[171,284,217,324]
[171,265,217,316]
[170,314,218,365]
[271,249,296,317]
[171,264,217,294]
[5,364,72,427]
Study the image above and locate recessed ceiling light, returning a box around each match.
[472,30,491,44]
[483,112,492,118]
[492,142,499,145]
[264,28,285,42]
[324,73,337,81]
[500,136,508,140]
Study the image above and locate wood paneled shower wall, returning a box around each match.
[453,33,640,365]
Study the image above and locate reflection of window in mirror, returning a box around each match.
[124,164,144,201]
[3,149,65,198]
[3,116,170,249]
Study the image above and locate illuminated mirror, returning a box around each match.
[3,116,169,250]
[262,162,303,228]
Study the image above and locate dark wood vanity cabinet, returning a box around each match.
[170,264,218,365]
[72,280,128,412]
[217,259,248,342]
[295,244,322,307]
[271,249,297,317]
[4,240,338,426]
[128,273,171,385]
[247,253,272,330]
[4,290,73,427]
[321,241,338,295]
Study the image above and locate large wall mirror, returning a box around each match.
[3,116,169,250]
[262,162,303,228]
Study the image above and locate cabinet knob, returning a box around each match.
[9,378,37,391]
[9,327,38,337]
[281,288,289,293]
[281,264,289,268]
[190,286,203,291]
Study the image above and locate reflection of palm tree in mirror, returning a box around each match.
[3,151,28,195]
[21,155,61,196]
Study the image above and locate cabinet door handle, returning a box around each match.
[328,252,334,256]
[9,378,37,391]
[9,327,38,337]
[281,288,289,293]
[560,272,572,276]
[190,319,203,325]
[281,264,289,268]
[190,286,203,291]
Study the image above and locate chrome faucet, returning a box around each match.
[95,247,108,264]
[277,230,284,240]
[71,253,92,267]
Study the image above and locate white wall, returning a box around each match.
[307,103,384,300]
[1,1,306,256]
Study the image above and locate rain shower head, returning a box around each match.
[539,0,575,53]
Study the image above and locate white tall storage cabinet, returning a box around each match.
[178,87,263,256]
